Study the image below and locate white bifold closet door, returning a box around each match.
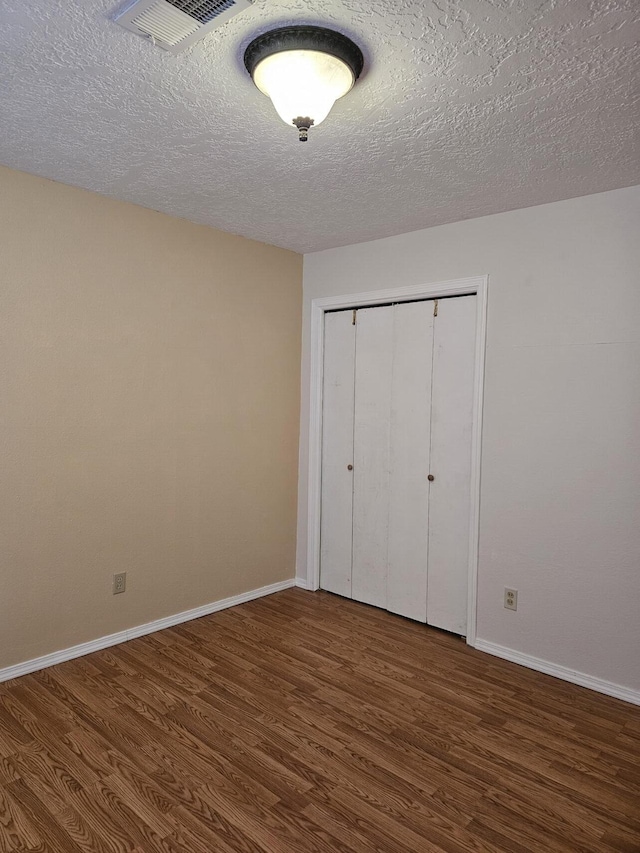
[320,295,476,635]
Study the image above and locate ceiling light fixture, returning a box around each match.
[244,26,364,142]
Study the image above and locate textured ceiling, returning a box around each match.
[0,0,638,252]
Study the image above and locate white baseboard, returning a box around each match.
[474,638,640,707]
[0,578,295,684]
[295,576,310,589]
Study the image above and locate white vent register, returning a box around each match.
[115,0,252,52]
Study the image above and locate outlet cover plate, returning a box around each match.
[113,572,127,595]
[504,588,518,611]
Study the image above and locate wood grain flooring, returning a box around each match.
[0,588,638,852]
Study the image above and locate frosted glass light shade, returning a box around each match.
[244,26,364,141]
[253,50,355,128]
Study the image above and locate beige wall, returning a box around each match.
[0,166,302,669]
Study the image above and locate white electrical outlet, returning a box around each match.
[113,572,127,595]
[504,588,517,611]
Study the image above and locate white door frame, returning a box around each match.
[305,275,488,645]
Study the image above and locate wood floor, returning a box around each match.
[0,589,638,853]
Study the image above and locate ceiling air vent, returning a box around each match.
[114,0,253,53]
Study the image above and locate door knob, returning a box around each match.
[347,464,353,471]
[428,474,435,481]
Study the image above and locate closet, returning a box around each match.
[319,295,476,635]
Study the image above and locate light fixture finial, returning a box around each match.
[293,117,314,142]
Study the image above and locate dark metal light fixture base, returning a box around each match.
[244,26,364,81]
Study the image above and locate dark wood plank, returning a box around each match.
[1,588,639,852]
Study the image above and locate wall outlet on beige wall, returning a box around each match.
[113,572,127,595]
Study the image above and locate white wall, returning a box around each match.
[298,185,640,695]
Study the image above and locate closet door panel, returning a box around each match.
[427,295,476,634]
[320,311,356,597]
[387,302,433,622]
[351,306,394,609]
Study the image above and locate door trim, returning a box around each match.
[306,276,488,646]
